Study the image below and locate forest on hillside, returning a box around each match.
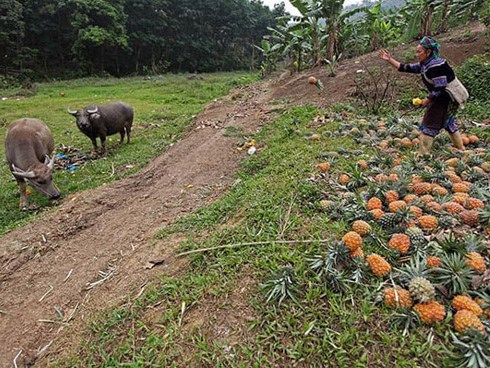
[0,0,286,81]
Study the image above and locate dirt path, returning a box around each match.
[0,25,486,366]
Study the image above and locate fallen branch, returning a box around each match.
[177,239,332,257]
[39,285,54,302]
[13,350,22,368]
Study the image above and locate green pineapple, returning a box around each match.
[406,226,426,245]
[408,277,436,303]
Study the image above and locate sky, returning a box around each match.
[262,0,362,16]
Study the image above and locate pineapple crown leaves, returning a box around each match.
[449,330,490,368]
[436,232,468,255]
[432,253,475,296]
[262,266,299,306]
[323,268,354,293]
[470,183,490,202]
[479,206,490,226]
[393,255,430,287]
[463,234,486,253]
[390,309,421,337]
[309,241,350,276]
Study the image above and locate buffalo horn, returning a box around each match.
[67,106,78,115]
[45,155,55,170]
[87,106,98,114]
[11,164,36,179]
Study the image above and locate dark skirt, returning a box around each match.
[422,92,451,130]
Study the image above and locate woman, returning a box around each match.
[380,36,464,155]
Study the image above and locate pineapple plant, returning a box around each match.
[454,310,486,334]
[384,287,413,308]
[432,253,474,296]
[366,254,392,277]
[389,234,411,255]
[413,301,446,324]
[453,295,483,317]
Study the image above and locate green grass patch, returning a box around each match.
[0,72,256,234]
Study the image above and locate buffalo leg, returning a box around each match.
[91,138,98,151]
[100,134,107,153]
[126,125,131,144]
[119,130,125,144]
[17,179,28,209]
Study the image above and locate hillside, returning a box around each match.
[0,24,489,367]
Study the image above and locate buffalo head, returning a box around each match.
[68,106,100,130]
[12,155,61,200]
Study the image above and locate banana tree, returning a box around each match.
[401,0,439,38]
[254,38,282,77]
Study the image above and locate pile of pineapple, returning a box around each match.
[313,114,490,366]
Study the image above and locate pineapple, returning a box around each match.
[366,254,392,277]
[409,277,435,303]
[339,174,350,185]
[459,210,479,227]
[389,233,411,255]
[420,194,435,203]
[465,197,485,210]
[427,256,442,268]
[453,192,470,205]
[418,215,438,231]
[350,247,365,258]
[442,201,465,214]
[453,295,483,317]
[413,301,446,324]
[378,213,399,229]
[454,310,485,334]
[412,182,432,195]
[466,252,487,273]
[352,220,371,236]
[409,206,423,219]
[432,185,449,196]
[406,226,426,245]
[367,197,383,210]
[425,201,442,212]
[385,190,400,203]
[453,182,471,193]
[404,194,418,204]
[384,287,413,308]
[389,200,407,213]
[341,231,363,251]
[369,208,384,220]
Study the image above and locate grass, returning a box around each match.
[55,105,479,367]
[0,72,256,234]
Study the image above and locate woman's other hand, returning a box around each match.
[421,98,431,107]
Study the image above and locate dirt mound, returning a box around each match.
[0,24,488,367]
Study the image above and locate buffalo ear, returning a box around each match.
[90,113,101,120]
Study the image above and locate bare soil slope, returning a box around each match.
[0,25,487,367]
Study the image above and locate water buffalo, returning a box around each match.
[67,101,133,152]
[5,118,61,209]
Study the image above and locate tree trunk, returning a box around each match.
[312,23,321,66]
[438,0,450,33]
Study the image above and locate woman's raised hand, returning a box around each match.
[379,49,391,61]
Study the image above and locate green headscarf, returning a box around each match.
[420,36,441,58]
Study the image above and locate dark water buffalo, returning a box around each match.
[5,118,61,209]
[68,101,133,152]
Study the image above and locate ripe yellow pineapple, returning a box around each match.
[452,193,470,204]
[464,198,484,210]
[453,182,471,193]
[459,210,479,227]
[413,301,446,324]
[432,185,449,196]
[366,254,392,277]
[409,206,423,219]
[412,182,432,195]
[420,194,435,203]
[389,200,407,213]
[427,256,442,269]
[388,233,411,254]
[384,190,399,203]
[453,295,483,317]
[384,287,413,308]
[425,201,442,212]
[341,231,363,251]
[369,208,384,220]
[339,174,350,185]
[403,194,418,204]
[352,220,371,236]
[454,310,485,334]
[466,252,487,273]
[442,201,465,214]
[418,215,438,231]
[356,160,368,170]
[350,247,365,258]
[367,197,383,210]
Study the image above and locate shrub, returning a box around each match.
[457,53,490,102]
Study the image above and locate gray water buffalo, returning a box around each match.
[67,101,133,152]
[5,118,61,209]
